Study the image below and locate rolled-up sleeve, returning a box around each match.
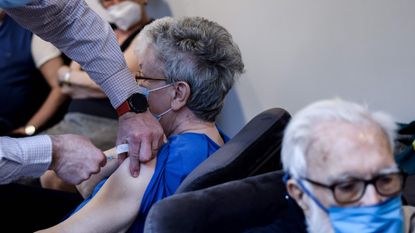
[5,0,139,108]
[0,136,52,184]
[31,35,61,68]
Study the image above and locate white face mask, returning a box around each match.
[107,1,142,31]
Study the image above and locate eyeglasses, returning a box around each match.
[301,172,405,204]
[135,73,167,83]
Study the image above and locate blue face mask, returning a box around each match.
[0,0,32,8]
[296,179,404,233]
[329,196,404,233]
[138,84,173,121]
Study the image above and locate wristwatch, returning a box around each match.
[24,125,36,136]
[116,93,148,117]
[62,71,71,85]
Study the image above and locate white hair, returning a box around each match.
[135,16,175,58]
[281,98,397,179]
[135,16,244,122]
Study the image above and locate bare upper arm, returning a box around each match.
[102,156,156,202]
[38,157,156,233]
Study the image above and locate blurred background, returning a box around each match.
[90,0,415,136]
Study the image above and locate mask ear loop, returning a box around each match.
[150,83,175,120]
[148,83,174,93]
[153,108,173,121]
[296,179,329,213]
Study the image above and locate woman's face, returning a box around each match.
[137,77,172,118]
[136,46,173,122]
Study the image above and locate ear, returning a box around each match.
[170,81,190,111]
[287,179,309,213]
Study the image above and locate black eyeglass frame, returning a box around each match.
[135,74,167,82]
[301,171,406,204]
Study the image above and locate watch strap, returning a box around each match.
[116,93,148,117]
[116,100,131,117]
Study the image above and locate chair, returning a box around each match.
[144,171,306,233]
[176,108,291,193]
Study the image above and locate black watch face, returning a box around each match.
[128,93,148,113]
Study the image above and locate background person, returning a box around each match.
[0,12,67,137]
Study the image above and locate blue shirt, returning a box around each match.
[0,15,48,132]
[0,0,31,8]
[71,131,229,232]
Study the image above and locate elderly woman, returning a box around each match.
[37,16,244,233]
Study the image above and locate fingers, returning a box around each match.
[152,139,160,160]
[118,152,127,164]
[116,143,129,165]
[129,156,140,177]
[153,133,166,158]
[117,111,165,177]
[74,150,104,184]
[140,138,152,162]
[51,134,107,185]
[99,152,107,168]
[128,141,141,177]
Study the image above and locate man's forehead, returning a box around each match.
[306,121,360,159]
[309,120,381,152]
[305,120,394,180]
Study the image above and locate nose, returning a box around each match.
[359,184,382,206]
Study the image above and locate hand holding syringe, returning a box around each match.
[106,143,129,161]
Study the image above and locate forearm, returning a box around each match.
[0,136,52,184]
[76,148,119,198]
[25,55,68,130]
[5,0,139,108]
[40,157,156,233]
[25,88,67,130]
[68,70,103,91]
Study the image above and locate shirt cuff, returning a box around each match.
[99,68,140,108]
[15,135,52,178]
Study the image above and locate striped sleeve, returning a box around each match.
[0,136,52,184]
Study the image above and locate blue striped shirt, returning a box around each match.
[1,0,142,184]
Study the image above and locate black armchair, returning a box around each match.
[176,108,291,193]
[144,171,306,233]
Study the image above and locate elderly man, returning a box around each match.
[282,99,415,233]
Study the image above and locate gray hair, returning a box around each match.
[136,16,244,122]
[281,98,397,178]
